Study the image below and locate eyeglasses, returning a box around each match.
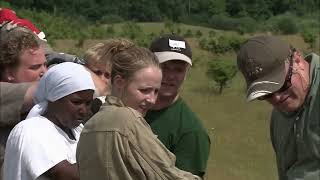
[258,48,296,100]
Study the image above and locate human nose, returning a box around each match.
[166,73,175,80]
[100,75,109,85]
[79,104,90,116]
[267,92,282,102]
[146,92,158,105]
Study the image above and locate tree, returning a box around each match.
[301,29,317,48]
[206,59,237,94]
[226,0,247,17]
[208,0,226,15]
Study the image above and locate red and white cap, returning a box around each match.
[0,8,46,41]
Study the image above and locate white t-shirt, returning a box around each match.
[3,116,83,180]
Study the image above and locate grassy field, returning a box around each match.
[52,23,319,180]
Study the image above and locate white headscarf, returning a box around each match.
[26,62,95,118]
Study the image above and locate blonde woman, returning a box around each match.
[77,43,201,180]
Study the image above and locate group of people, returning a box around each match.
[0,7,319,180]
[0,8,209,180]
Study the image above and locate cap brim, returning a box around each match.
[154,51,192,66]
[246,63,286,101]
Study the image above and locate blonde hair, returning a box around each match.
[110,44,160,82]
[84,38,134,69]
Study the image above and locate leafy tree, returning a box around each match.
[206,59,237,94]
[301,29,317,48]
[245,0,272,20]
[275,16,298,34]
[208,0,226,15]
[129,0,161,21]
[226,0,247,17]
[6,0,320,34]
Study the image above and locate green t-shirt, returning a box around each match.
[145,97,211,177]
[270,53,320,180]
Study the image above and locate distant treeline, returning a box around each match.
[0,0,318,49]
[4,0,320,23]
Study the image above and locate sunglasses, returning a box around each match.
[258,48,296,100]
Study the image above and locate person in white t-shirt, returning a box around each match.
[3,62,95,180]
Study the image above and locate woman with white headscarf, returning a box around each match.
[3,62,95,180]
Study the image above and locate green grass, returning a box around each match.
[182,67,277,180]
[52,23,319,180]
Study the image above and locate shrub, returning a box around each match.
[178,13,209,26]
[164,19,175,33]
[208,15,257,33]
[275,17,298,34]
[199,38,209,50]
[209,31,216,38]
[120,21,143,40]
[206,58,237,94]
[0,1,12,8]
[184,29,193,38]
[106,25,115,36]
[16,9,88,40]
[99,14,124,24]
[199,34,247,54]
[195,30,203,38]
[301,29,317,48]
[88,25,109,39]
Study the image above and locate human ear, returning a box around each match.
[113,75,126,89]
[293,51,306,71]
[2,68,16,82]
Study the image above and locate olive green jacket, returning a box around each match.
[270,53,320,180]
[77,96,201,180]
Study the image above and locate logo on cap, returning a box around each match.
[244,58,263,79]
[169,39,186,52]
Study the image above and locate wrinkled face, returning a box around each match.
[264,55,309,112]
[10,47,47,82]
[54,90,94,128]
[116,66,162,116]
[159,60,189,97]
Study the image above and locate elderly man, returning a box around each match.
[237,35,320,180]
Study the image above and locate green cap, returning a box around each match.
[237,35,291,101]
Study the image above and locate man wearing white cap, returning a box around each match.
[145,34,211,178]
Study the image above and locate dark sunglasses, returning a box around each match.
[258,48,296,100]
